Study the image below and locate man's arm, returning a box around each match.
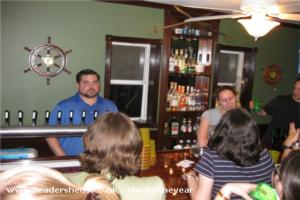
[281,123,300,161]
[255,109,267,117]
[249,100,268,117]
[46,137,66,156]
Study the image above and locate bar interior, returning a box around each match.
[1,1,300,200]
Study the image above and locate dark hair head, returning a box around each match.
[215,86,237,100]
[279,150,300,200]
[80,112,142,179]
[208,108,263,166]
[76,69,100,83]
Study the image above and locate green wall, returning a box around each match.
[218,19,300,123]
[1,1,163,125]
[1,1,300,126]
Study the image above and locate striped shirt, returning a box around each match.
[195,148,274,200]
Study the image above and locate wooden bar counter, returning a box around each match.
[138,150,196,200]
[0,149,197,200]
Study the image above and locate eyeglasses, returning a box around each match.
[80,81,99,86]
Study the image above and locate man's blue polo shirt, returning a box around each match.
[49,92,118,155]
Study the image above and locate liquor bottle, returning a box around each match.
[57,111,62,126]
[170,116,179,135]
[31,110,38,126]
[185,85,190,110]
[178,49,186,73]
[187,118,193,134]
[163,122,170,135]
[183,48,189,73]
[18,110,23,126]
[174,49,180,73]
[81,110,86,125]
[178,86,187,111]
[180,118,187,134]
[44,110,50,126]
[4,110,10,126]
[193,116,201,134]
[188,87,196,111]
[195,89,202,111]
[170,83,179,112]
[69,110,74,125]
[169,49,176,72]
[166,82,174,111]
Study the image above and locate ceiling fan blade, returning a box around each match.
[144,0,241,13]
[278,1,300,13]
[276,13,300,21]
[184,13,249,22]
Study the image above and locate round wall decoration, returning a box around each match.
[263,64,282,85]
[23,36,72,85]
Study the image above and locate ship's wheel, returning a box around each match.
[24,36,72,85]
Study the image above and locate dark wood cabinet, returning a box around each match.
[157,9,220,150]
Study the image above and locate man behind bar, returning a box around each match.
[253,78,300,147]
[46,69,118,156]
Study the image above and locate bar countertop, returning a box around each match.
[1,149,197,200]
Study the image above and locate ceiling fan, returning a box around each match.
[145,0,300,40]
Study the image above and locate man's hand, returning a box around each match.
[284,123,300,146]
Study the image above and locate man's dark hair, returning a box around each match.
[76,69,100,83]
[208,108,263,167]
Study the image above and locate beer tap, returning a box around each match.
[81,110,86,125]
[94,111,98,121]
[18,110,23,126]
[31,110,38,126]
[57,111,62,126]
[44,110,50,126]
[69,110,74,125]
[4,110,10,126]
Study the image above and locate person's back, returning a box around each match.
[64,171,165,200]
[65,112,165,200]
[186,108,274,200]
[196,148,273,199]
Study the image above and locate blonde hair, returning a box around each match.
[0,166,119,200]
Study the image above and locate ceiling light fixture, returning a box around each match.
[238,13,280,41]
[239,0,280,41]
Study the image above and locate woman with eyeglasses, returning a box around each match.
[197,86,239,147]
[213,150,300,200]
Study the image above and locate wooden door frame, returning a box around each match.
[211,44,257,109]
